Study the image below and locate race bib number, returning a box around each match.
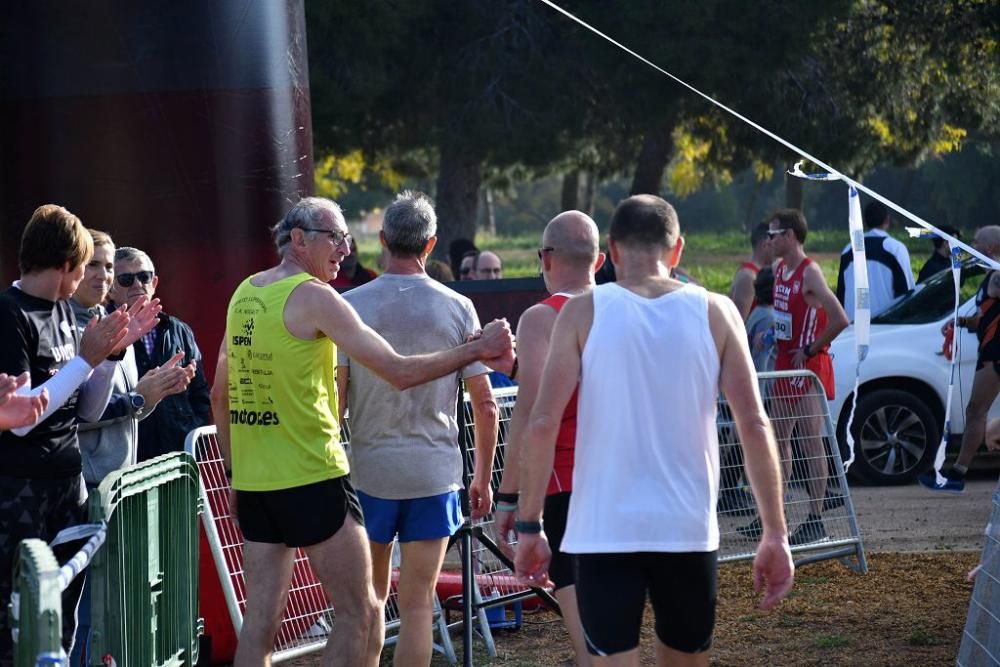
[773,310,793,341]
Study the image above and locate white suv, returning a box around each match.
[827,264,1000,484]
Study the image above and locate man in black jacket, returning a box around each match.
[109,246,210,460]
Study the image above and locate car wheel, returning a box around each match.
[841,389,940,485]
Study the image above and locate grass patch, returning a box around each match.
[908,627,945,646]
[814,634,851,649]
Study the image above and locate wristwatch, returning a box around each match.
[128,391,146,418]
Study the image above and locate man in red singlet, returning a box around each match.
[494,210,604,665]
[740,209,848,546]
[730,223,775,321]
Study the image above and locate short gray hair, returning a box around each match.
[271,197,344,252]
[382,191,437,257]
[114,246,155,272]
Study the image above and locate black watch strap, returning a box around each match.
[514,519,543,534]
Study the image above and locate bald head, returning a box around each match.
[975,225,1000,258]
[543,210,600,268]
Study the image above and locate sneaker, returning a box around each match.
[789,516,827,546]
[737,516,763,540]
[917,471,965,494]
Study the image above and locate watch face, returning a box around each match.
[130,393,145,409]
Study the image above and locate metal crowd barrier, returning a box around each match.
[958,478,1000,666]
[11,453,203,666]
[184,428,456,664]
[184,369,866,662]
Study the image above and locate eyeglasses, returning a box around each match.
[301,227,352,247]
[767,229,789,239]
[115,271,154,288]
[537,247,556,260]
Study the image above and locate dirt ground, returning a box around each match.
[292,477,998,666]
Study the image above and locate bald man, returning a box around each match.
[475,251,503,280]
[495,210,605,665]
[922,225,1000,493]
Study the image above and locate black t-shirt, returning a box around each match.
[0,286,83,478]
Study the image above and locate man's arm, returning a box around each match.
[210,340,232,472]
[730,268,755,321]
[797,262,850,365]
[892,240,915,291]
[710,294,794,610]
[465,373,499,520]
[183,330,211,426]
[494,304,557,555]
[303,281,512,390]
[514,296,591,584]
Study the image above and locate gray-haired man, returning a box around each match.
[109,247,210,461]
[337,191,499,665]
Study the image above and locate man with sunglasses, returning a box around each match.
[211,196,513,665]
[495,210,605,666]
[109,247,210,462]
[740,209,849,546]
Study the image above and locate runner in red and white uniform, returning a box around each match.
[730,223,775,321]
[495,210,604,666]
[741,208,848,547]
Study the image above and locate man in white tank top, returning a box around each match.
[514,195,794,666]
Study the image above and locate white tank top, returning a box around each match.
[561,282,721,553]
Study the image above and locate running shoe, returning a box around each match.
[736,516,763,540]
[789,516,827,546]
[917,471,965,494]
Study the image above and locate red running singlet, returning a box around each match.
[542,293,577,495]
[772,258,835,400]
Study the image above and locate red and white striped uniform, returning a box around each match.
[772,257,835,400]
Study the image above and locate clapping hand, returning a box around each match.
[0,372,48,431]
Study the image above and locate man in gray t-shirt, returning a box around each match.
[336,191,499,665]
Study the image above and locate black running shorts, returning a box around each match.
[543,492,574,591]
[237,476,364,547]
[574,550,718,656]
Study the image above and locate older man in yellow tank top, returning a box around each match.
[211,197,513,667]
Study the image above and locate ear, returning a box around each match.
[665,236,685,269]
[378,230,387,249]
[151,275,160,292]
[593,252,606,273]
[607,237,620,268]
[423,236,438,257]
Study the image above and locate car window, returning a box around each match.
[873,262,984,325]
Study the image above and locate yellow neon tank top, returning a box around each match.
[226,272,348,491]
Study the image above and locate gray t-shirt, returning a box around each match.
[745,304,776,373]
[338,273,489,499]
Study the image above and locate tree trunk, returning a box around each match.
[481,187,496,235]
[561,169,581,210]
[435,143,482,260]
[630,118,676,195]
[785,165,803,210]
[582,170,596,216]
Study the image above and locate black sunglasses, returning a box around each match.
[767,229,789,238]
[301,227,352,247]
[537,246,555,260]
[115,271,155,288]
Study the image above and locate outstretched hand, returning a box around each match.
[115,295,162,353]
[79,308,130,367]
[753,537,795,611]
[0,373,48,431]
